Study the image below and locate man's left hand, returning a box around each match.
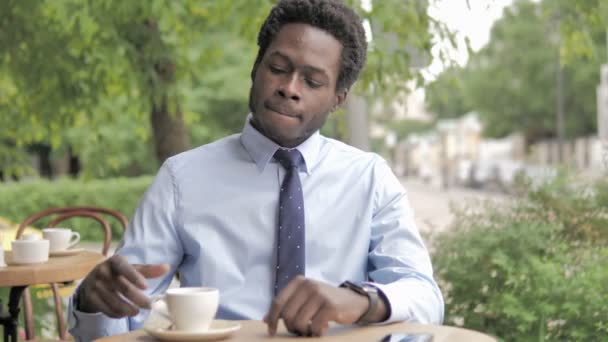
[263,276,383,337]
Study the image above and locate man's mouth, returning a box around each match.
[265,103,300,120]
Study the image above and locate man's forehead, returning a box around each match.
[271,23,341,48]
[267,23,342,70]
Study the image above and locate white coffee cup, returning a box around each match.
[11,239,50,264]
[42,228,80,252]
[152,287,219,332]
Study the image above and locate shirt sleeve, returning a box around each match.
[365,157,444,325]
[68,159,184,341]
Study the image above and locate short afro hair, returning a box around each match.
[252,0,367,92]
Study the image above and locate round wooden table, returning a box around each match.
[0,250,104,342]
[96,319,497,342]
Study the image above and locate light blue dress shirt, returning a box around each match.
[68,116,444,340]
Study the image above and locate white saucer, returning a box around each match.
[144,319,241,341]
[49,248,84,257]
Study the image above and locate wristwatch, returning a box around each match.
[339,281,380,324]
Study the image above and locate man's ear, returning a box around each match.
[332,89,349,112]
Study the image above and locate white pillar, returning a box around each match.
[598,64,608,140]
[346,95,371,151]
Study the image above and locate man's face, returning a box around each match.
[249,23,347,147]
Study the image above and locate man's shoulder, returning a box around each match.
[164,133,242,173]
[322,136,386,166]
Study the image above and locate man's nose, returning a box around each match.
[276,75,301,101]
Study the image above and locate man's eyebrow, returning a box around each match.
[302,65,329,80]
[268,51,292,63]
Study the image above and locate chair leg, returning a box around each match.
[51,283,68,340]
[22,288,35,340]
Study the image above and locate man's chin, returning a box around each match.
[252,112,304,146]
[264,128,303,147]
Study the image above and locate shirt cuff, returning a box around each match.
[363,281,411,324]
[365,279,444,325]
[68,291,129,341]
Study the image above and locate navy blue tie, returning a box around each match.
[273,148,306,295]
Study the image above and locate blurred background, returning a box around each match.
[0,0,607,340]
[0,0,606,185]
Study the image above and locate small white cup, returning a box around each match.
[0,232,4,267]
[42,228,80,252]
[0,247,6,267]
[21,233,40,241]
[11,239,50,264]
[152,287,219,332]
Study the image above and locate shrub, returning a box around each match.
[0,176,152,241]
[432,174,608,341]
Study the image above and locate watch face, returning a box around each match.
[357,283,378,295]
[362,284,378,293]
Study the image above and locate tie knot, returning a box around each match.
[274,149,304,170]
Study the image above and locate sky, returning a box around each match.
[424,0,515,80]
[359,0,517,114]
[360,0,515,80]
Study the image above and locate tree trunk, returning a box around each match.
[32,143,53,179]
[68,146,81,177]
[150,94,191,164]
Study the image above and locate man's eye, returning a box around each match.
[269,65,286,74]
[306,79,322,88]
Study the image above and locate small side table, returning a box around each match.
[0,250,104,342]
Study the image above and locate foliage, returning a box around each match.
[432,174,608,341]
[0,0,269,177]
[389,118,436,141]
[425,66,473,119]
[547,0,608,64]
[0,176,152,241]
[0,0,450,178]
[425,0,606,144]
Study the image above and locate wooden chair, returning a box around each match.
[15,206,128,341]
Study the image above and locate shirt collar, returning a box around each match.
[240,114,321,175]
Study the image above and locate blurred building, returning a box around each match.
[399,112,541,190]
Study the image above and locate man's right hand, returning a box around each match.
[77,255,169,318]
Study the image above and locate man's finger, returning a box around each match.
[281,282,316,334]
[265,276,305,336]
[94,263,114,283]
[292,295,324,336]
[135,263,170,279]
[310,303,332,337]
[116,274,153,310]
[109,256,148,290]
[86,292,123,318]
[92,282,138,318]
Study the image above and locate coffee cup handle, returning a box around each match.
[68,232,80,249]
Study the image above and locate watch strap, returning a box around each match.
[340,281,379,324]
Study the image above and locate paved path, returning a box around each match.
[401,178,508,235]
